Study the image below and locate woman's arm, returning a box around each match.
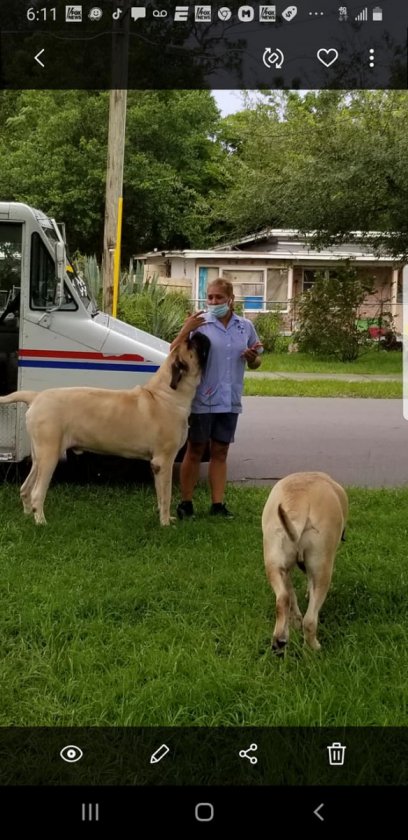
[247,354,262,369]
[242,342,263,369]
[170,311,207,351]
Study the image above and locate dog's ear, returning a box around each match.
[170,356,188,390]
[188,332,210,370]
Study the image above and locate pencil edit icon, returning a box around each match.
[150,744,170,764]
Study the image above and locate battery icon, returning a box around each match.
[372,6,382,20]
[150,743,170,764]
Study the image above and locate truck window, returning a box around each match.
[0,222,22,310]
[30,232,76,310]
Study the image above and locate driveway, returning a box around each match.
[228,397,408,487]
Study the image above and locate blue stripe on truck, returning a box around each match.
[19,360,160,372]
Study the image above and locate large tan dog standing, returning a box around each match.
[0,333,210,526]
[262,471,348,652]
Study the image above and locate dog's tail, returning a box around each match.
[278,501,310,544]
[278,504,299,541]
[0,391,38,406]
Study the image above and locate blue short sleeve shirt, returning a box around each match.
[191,312,261,414]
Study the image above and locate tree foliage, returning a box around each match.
[0,89,226,259]
[213,91,408,259]
[1,89,407,264]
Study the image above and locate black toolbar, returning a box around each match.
[0,1,406,88]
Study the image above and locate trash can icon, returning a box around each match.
[327,742,346,766]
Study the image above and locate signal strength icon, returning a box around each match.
[355,7,368,20]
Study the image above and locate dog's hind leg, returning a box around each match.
[151,455,175,526]
[20,455,38,515]
[302,550,334,650]
[287,576,303,630]
[265,559,291,653]
[30,448,60,525]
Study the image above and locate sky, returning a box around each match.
[212,89,243,116]
[212,89,276,115]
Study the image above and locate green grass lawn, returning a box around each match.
[261,349,402,375]
[1,482,407,728]
[244,379,402,399]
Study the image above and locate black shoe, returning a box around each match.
[209,503,234,519]
[177,500,195,520]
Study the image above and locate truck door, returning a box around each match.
[0,221,22,395]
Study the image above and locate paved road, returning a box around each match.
[227,397,408,488]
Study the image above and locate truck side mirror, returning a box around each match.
[54,242,66,308]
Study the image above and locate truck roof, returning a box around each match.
[0,201,53,226]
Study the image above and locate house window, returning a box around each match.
[222,269,264,309]
[303,268,337,292]
[266,268,288,309]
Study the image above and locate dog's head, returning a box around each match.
[169,331,210,390]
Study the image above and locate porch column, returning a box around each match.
[287,265,294,329]
[287,265,294,303]
[391,267,399,317]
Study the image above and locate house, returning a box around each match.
[137,229,404,334]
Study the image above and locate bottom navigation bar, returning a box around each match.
[0,787,404,829]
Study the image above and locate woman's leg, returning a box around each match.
[180,440,207,500]
[208,440,230,503]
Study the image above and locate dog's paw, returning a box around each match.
[271,638,287,657]
[303,638,321,652]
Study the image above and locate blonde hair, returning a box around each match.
[207,278,234,298]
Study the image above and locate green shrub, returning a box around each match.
[118,282,190,342]
[274,335,291,353]
[294,265,375,362]
[233,301,244,316]
[72,253,101,301]
[253,310,284,352]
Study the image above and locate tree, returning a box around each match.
[0,90,108,254]
[214,91,408,260]
[0,89,228,259]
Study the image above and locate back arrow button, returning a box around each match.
[314,803,325,822]
[35,49,45,68]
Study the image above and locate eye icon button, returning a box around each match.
[60,745,84,763]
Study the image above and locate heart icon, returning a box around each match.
[317,48,339,67]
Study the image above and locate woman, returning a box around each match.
[170,278,263,519]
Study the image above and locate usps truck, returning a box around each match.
[0,202,170,464]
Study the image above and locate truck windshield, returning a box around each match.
[66,262,96,313]
[40,224,97,314]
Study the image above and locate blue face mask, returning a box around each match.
[207,302,230,318]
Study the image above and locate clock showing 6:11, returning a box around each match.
[27,7,57,21]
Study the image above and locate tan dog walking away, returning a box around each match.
[0,333,210,526]
[262,472,348,651]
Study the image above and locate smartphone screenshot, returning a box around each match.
[0,0,407,830]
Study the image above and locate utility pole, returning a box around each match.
[102,0,129,314]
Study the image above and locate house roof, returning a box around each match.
[212,227,388,250]
[137,229,400,264]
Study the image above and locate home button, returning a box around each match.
[195,802,214,822]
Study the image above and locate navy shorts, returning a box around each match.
[188,412,239,445]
